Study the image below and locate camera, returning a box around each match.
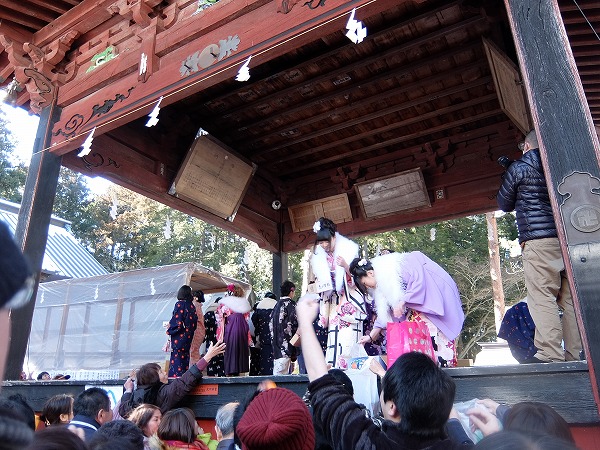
[271,200,282,210]
[497,156,513,170]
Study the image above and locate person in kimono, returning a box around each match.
[309,217,365,368]
[350,252,464,367]
[166,285,198,377]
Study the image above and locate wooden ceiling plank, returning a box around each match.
[197,1,467,113]
[273,93,497,168]
[20,0,71,15]
[4,3,58,23]
[280,108,503,176]
[239,42,484,153]
[0,9,47,30]
[203,15,487,129]
[246,59,488,152]
[256,75,492,159]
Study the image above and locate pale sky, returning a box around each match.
[1,103,110,194]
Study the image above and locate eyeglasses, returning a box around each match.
[518,142,525,151]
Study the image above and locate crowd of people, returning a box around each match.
[0,127,588,449]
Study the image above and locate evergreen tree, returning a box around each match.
[0,110,27,202]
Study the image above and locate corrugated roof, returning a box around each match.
[0,199,108,279]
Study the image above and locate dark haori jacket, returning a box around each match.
[496,148,557,244]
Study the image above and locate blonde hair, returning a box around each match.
[229,285,245,297]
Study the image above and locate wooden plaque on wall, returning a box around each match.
[169,132,257,221]
[483,37,532,135]
[355,168,430,219]
[288,194,352,232]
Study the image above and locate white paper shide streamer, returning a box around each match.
[146,96,163,127]
[345,8,367,44]
[77,127,96,157]
[235,56,252,82]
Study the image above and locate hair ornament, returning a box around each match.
[313,220,321,233]
[227,283,235,294]
[358,258,368,267]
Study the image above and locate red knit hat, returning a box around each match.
[236,388,315,450]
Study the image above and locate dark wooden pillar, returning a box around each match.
[272,252,284,296]
[6,103,62,380]
[504,0,600,410]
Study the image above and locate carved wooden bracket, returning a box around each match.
[0,35,56,113]
[415,139,451,173]
[331,165,361,192]
[16,68,55,114]
[162,0,195,29]
[112,0,163,28]
[23,30,79,83]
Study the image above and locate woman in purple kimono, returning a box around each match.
[216,284,252,376]
[166,285,198,377]
[350,252,465,367]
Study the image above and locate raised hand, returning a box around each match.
[204,340,226,362]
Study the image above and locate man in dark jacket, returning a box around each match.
[497,129,582,362]
[69,387,113,441]
[297,293,473,450]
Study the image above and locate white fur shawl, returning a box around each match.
[219,295,251,314]
[370,252,408,323]
[311,232,359,292]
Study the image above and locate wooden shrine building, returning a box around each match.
[2,0,600,440]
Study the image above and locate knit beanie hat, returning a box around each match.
[236,388,315,450]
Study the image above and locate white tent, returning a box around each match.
[28,263,250,377]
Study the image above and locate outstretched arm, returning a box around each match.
[297,293,328,381]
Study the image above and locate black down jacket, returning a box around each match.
[497,149,557,244]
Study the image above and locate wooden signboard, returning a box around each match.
[355,168,430,219]
[169,132,257,221]
[288,194,352,232]
[483,37,532,135]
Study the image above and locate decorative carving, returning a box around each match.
[162,1,189,29]
[558,171,600,245]
[24,30,79,79]
[81,152,121,171]
[277,0,302,14]
[86,46,118,73]
[47,30,80,67]
[331,165,361,192]
[277,0,325,13]
[180,37,236,78]
[303,0,326,10]
[91,87,135,118]
[131,1,156,28]
[54,87,135,139]
[111,0,162,27]
[194,0,222,14]
[22,68,55,113]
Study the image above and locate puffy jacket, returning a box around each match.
[497,149,557,243]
